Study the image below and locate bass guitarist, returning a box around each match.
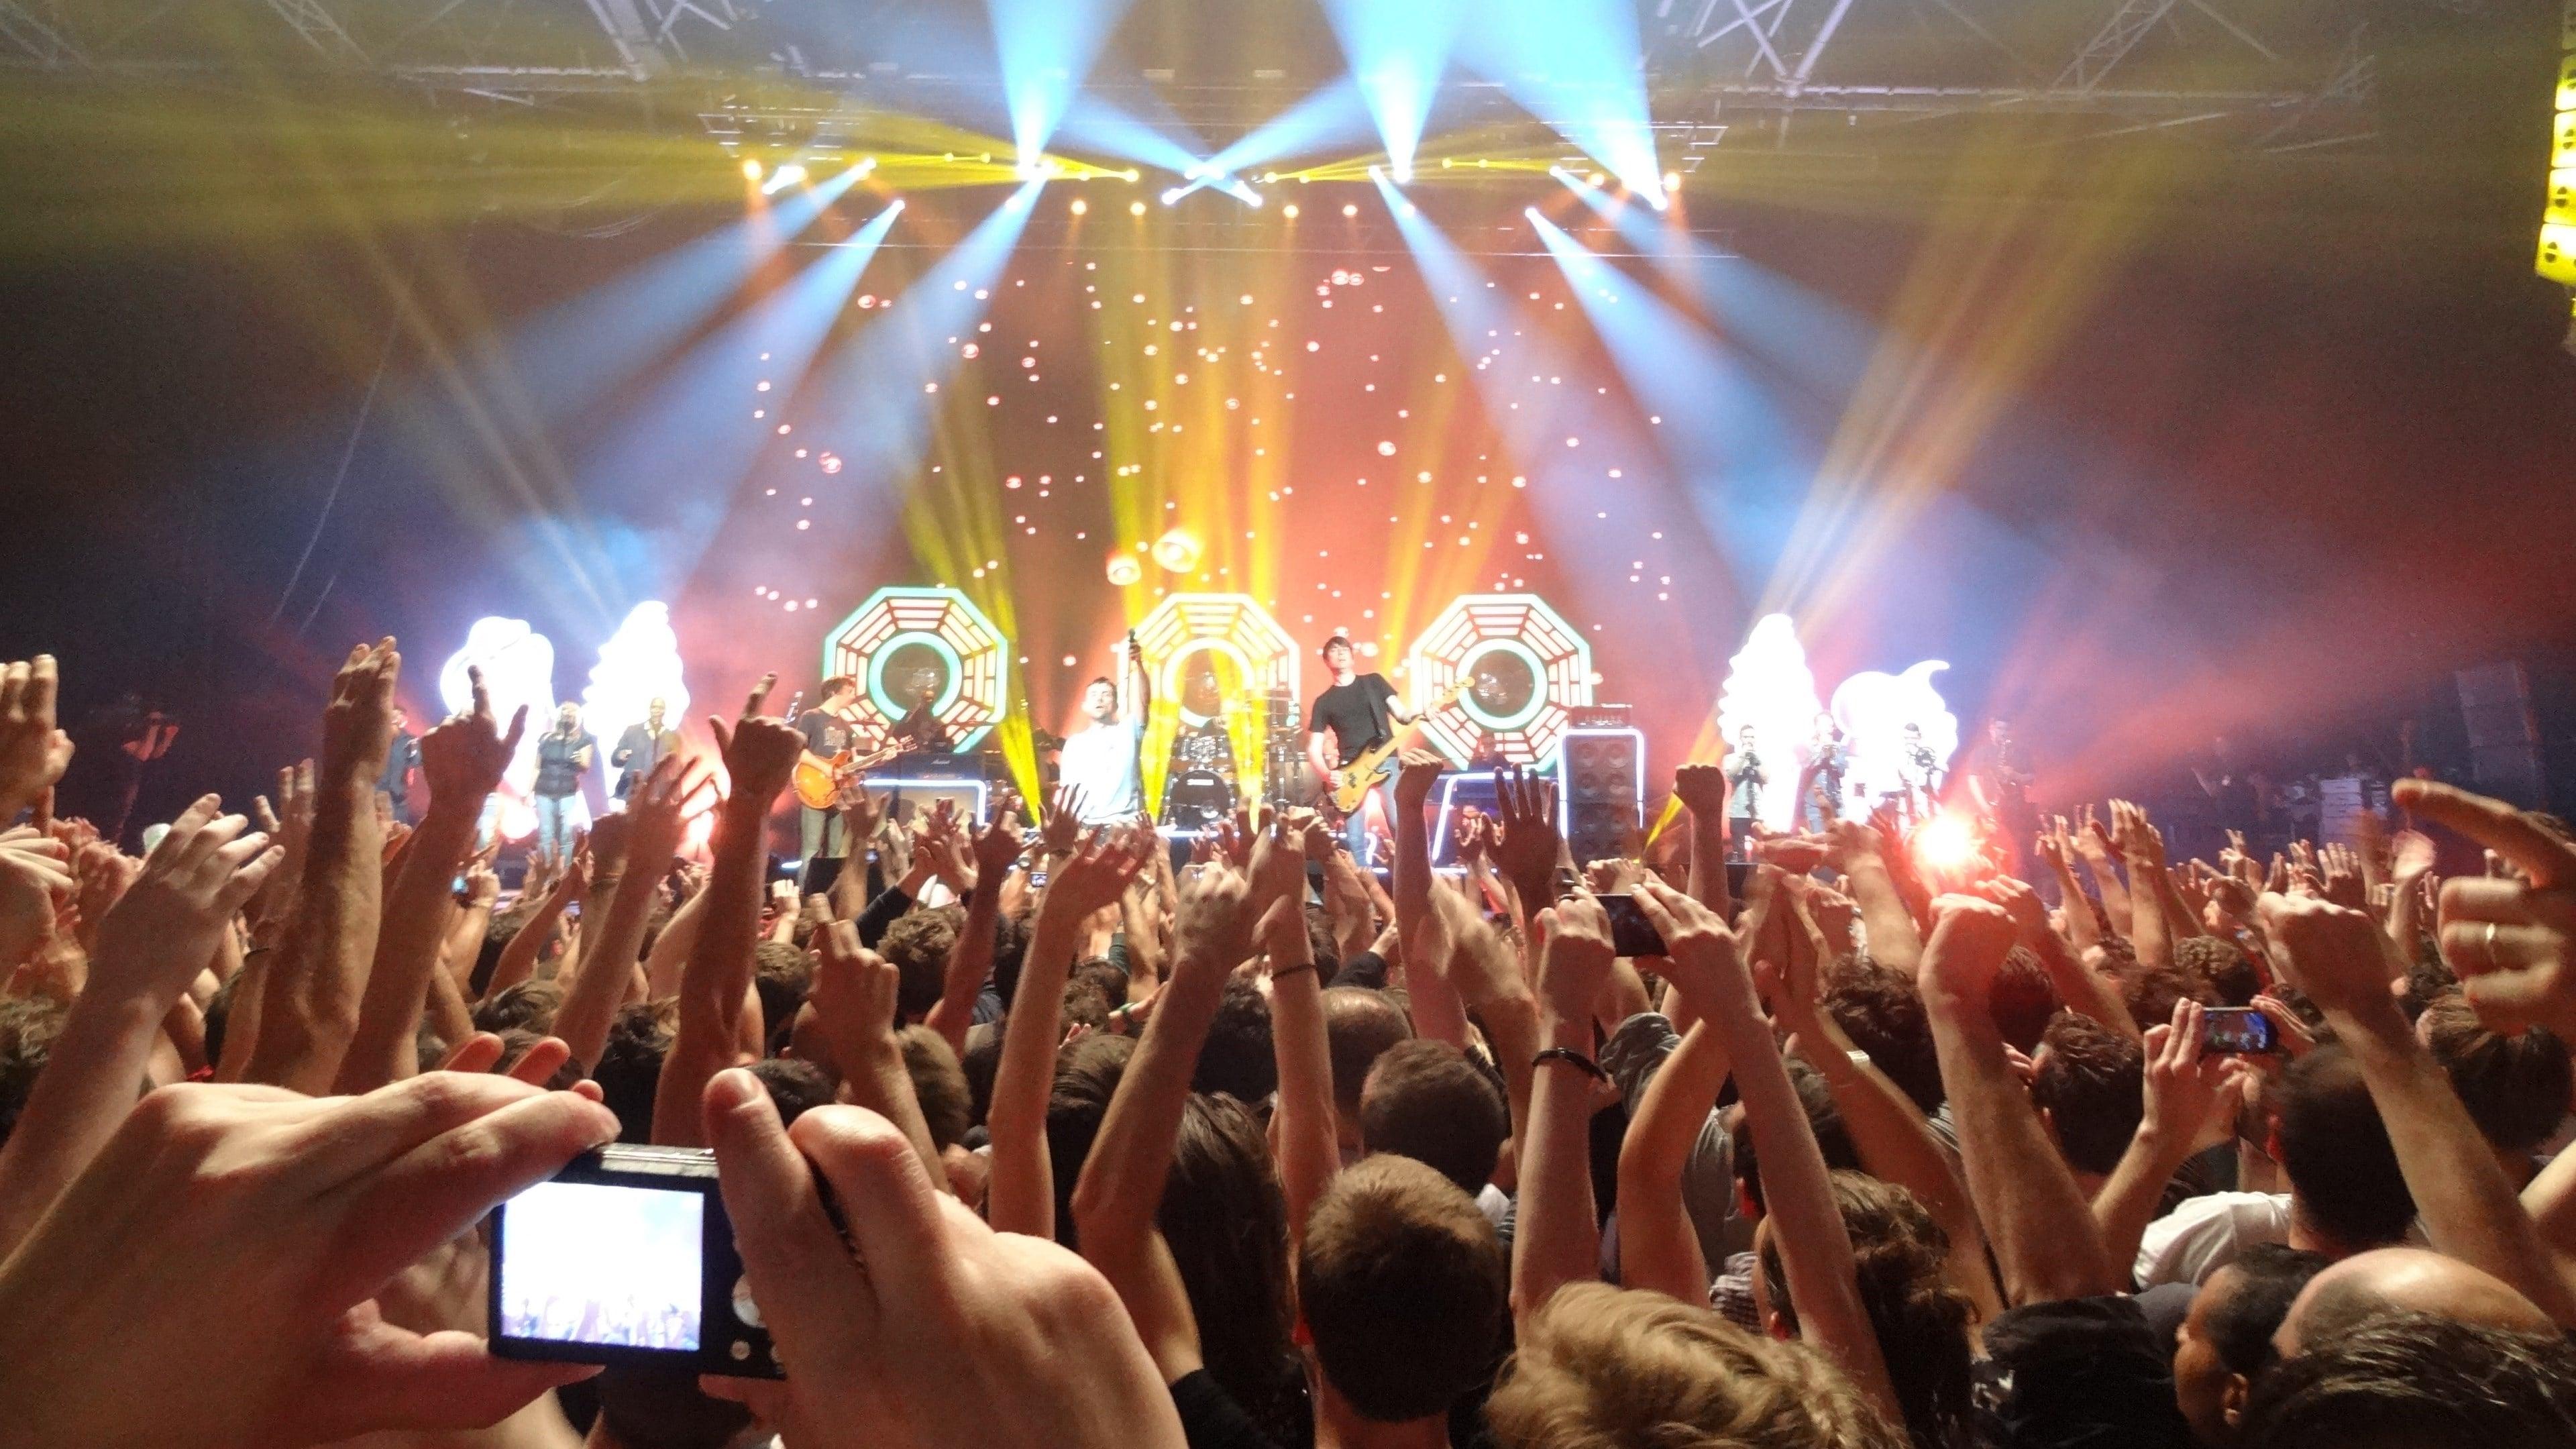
[1305,635,1421,867]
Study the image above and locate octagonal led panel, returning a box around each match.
[1408,594,1593,767]
[820,586,1008,753]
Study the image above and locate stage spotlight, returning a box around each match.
[1282,203,1299,218]
[1393,160,1413,184]
[1662,170,1680,193]
[1069,197,1088,215]
[1130,199,1148,216]
[1342,203,1359,217]
[1913,812,1980,875]
[1124,168,1142,182]
[760,163,808,196]
[1106,553,1144,587]
[1152,528,1203,574]
[741,158,765,182]
[1161,186,1185,205]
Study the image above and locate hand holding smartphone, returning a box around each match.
[2200,1006,2276,1056]
[1596,894,1668,958]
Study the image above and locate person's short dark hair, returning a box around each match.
[1086,674,1116,694]
[494,1028,584,1091]
[1195,977,1277,1104]
[594,1000,677,1143]
[201,970,239,1070]
[2275,1042,2415,1249]
[988,910,1031,1011]
[753,940,813,1051]
[1320,635,1354,661]
[1360,1039,1509,1197]
[1046,1033,1135,1250]
[1990,947,2060,1053]
[747,1057,835,1127]
[2203,1242,2329,1381]
[2177,934,2263,1008]
[961,1030,1002,1128]
[1071,956,1128,1016]
[879,905,963,1022]
[1823,952,1943,1114]
[474,901,547,999]
[1298,1154,1507,1424]
[2420,991,2573,1157]
[473,979,563,1038]
[1302,904,1342,981]
[1757,1172,1976,1449]
[0,996,66,1149]
[2123,962,2208,1034]
[898,1025,971,1150]
[1731,1056,1860,1217]
[1061,979,1115,1035]
[820,674,857,700]
[2031,1011,2146,1176]
[1324,985,1413,1118]
[2239,1313,2576,1449]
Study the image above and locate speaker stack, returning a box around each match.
[1558,727,1646,866]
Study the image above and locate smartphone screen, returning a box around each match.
[495,1179,706,1352]
[2202,1007,2277,1056]
[1597,894,1667,958]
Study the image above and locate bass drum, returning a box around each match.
[1161,770,1236,832]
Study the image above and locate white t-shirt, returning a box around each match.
[2135,1191,2294,1289]
[1059,716,1144,822]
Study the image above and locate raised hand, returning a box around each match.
[1534,890,1617,1023]
[2256,892,2397,1021]
[1919,894,2021,1014]
[711,674,801,809]
[0,655,74,822]
[1631,879,1746,1008]
[1971,874,2054,952]
[2390,828,2438,882]
[319,639,402,789]
[1393,747,1445,809]
[1174,860,1260,975]
[1040,784,1088,853]
[699,1078,1184,1449]
[1491,765,1562,908]
[89,797,280,999]
[0,830,72,969]
[0,1075,619,1448]
[971,812,1024,881]
[2396,778,2576,1036]
[1672,762,1728,820]
[807,921,904,1073]
[2139,1000,2238,1155]
[1047,828,1151,921]
[421,665,528,811]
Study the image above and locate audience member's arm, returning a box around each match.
[555,758,700,1073]
[1766,892,2004,1323]
[652,676,800,1148]
[2112,800,2175,971]
[924,815,1020,1058]
[1268,851,1340,1245]
[1511,892,1617,1327]
[1391,751,1470,1047]
[335,679,524,1091]
[0,800,280,1256]
[2093,999,2235,1283]
[0,656,74,825]
[249,640,399,1093]
[1073,863,1260,1381]
[1438,883,1542,1180]
[1982,874,2139,1043]
[2261,890,2576,1325]
[806,918,949,1193]
[988,828,1147,1238]
[443,859,497,996]
[1674,763,1734,920]
[484,857,583,1002]
[2073,806,2133,938]
[1637,881,1901,1425]
[1613,1018,1725,1303]
[643,868,712,999]
[1825,820,1924,981]
[1491,766,1564,940]
[1919,895,2124,1305]
[2037,821,2101,951]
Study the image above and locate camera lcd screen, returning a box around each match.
[2202,1008,2276,1056]
[496,1180,705,1352]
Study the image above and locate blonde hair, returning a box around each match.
[1489,1283,1907,1449]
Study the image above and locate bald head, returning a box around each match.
[2274,1248,2553,1359]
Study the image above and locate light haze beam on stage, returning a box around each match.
[1054,89,1208,178]
[1457,0,1664,206]
[576,201,902,603]
[1323,0,1464,184]
[1531,212,1809,584]
[1201,77,1375,181]
[474,162,869,429]
[987,0,1138,167]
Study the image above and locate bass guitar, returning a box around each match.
[1322,681,1472,814]
[792,737,918,812]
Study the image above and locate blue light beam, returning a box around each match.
[1323,0,1466,184]
[988,0,1141,165]
[1460,0,1664,206]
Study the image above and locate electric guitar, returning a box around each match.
[1322,682,1473,814]
[792,737,918,812]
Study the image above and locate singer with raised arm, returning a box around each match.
[1059,632,1150,826]
[1305,634,1420,867]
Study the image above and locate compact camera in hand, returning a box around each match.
[489,1144,782,1379]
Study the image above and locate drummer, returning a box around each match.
[1161,653,1242,827]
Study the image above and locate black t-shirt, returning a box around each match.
[1171,1371,1285,1449]
[1973,1294,2192,1449]
[1307,675,1397,760]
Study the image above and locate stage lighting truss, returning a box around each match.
[1409,593,1593,768]
[1132,592,1301,806]
[2539,5,2576,328]
[820,586,1007,754]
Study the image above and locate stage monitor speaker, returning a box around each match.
[2457,661,2547,808]
[1558,729,1644,867]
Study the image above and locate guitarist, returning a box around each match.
[1305,635,1421,866]
[796,675,865,865]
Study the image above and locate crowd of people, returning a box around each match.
[1,639,2574,1449]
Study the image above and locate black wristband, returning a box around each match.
[1532,1046,1610,1083]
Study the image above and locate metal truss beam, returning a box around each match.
[2056,0,2181,93]
[264,0,365,64]
[0,0,83,68]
